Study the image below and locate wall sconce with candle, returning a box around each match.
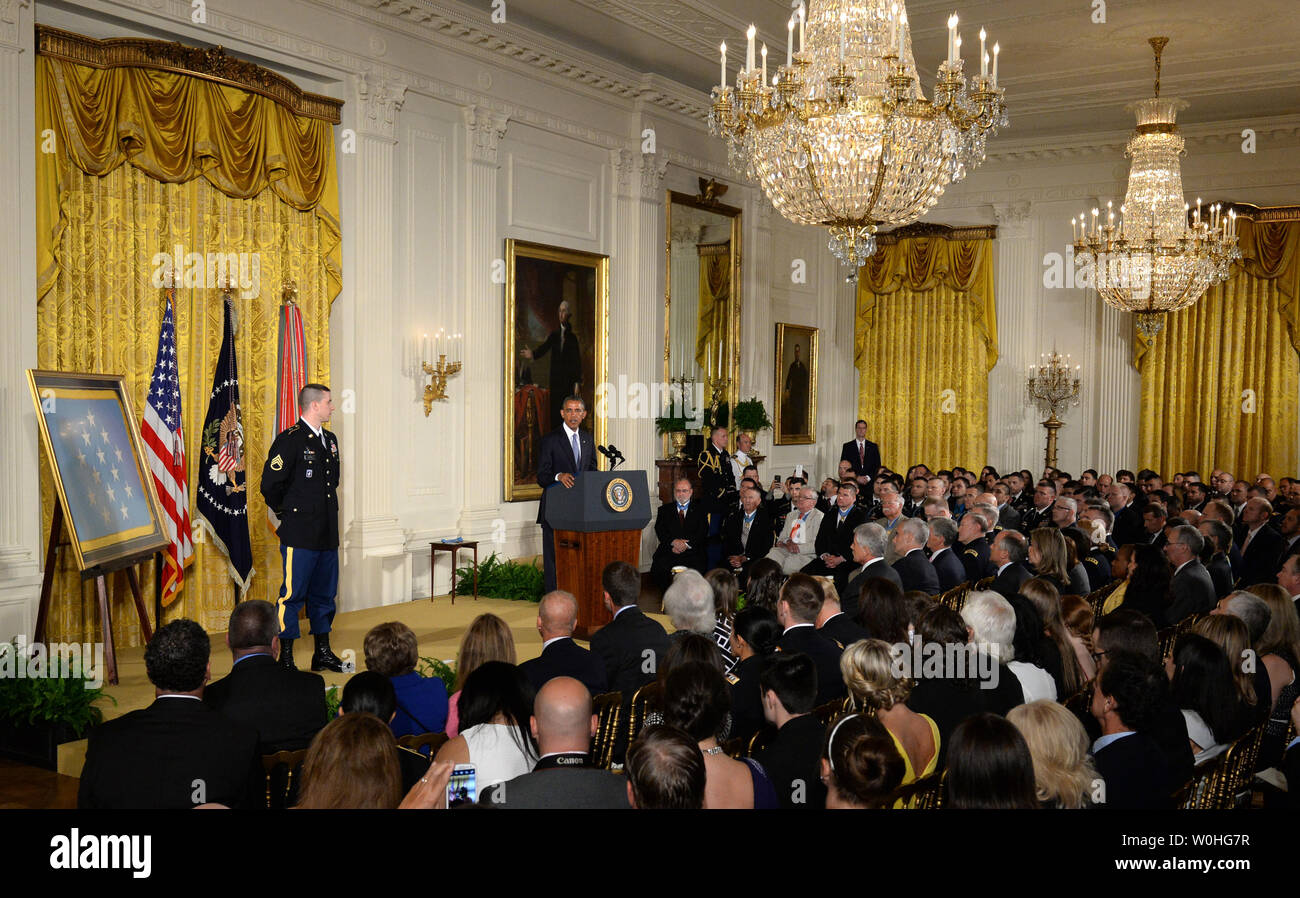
[421,328,462,416]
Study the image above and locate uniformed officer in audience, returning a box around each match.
[697,425,737,569]
[261,383,345,673]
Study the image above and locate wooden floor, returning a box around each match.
[0,759,79,809]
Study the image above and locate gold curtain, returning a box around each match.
[35,45,340,647]
[696,242,730,377]
[854,233,997,472]
[1137,218,1300,478]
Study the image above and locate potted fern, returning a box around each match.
[0,641,115,770]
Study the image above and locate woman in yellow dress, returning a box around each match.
[840,639,940,784]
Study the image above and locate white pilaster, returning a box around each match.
[1090,296,1140,472]
[0,0,41,640]
[988,201,1039,472]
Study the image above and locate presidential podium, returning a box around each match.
[545,470,651,639]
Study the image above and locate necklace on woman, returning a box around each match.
[703,744,724,755]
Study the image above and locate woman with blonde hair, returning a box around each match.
[1019,577,1086,697]
[1252,583,1300,710]
[1007,700,1099,809]
[840,639,939,785]
[447,613,517,737]
[1027,528,1072,595]
[297,714,403,809]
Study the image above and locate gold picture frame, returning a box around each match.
[504,239,609,502]
[27,369,170,571]
[774,324,818,445]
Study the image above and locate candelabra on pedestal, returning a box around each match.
[1025,351,1080,470]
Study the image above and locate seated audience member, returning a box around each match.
[1005,595,1060,703]
[1100,544,1136,615]
[1197,519,1235,599]
[204,600,328,754]
[776,573,848,704]
[744,557,786,612]
[706,568,740,671]
[1252,585,1300,763]
[625,725,706,809]
[1163,525,1217,625]
[650,478,710,591]
[820,713,906,809]
[1238,497,1284,587]
[802,481,867,589]
[841,522,902,616]
[1080,518,1115,591]
[922,496,952,521]
[890,517,941,595]
[1019,578,1086,699]
[961,590,1028,711]
[722,486,775,584]
[1117,544,1174,628]
[816,576,871,649]
[856,577,910,644]
[1008,700,1101,808]
[434,661,538,789]
[480,677,629,809]
[927,517,966,592]
[296,714,403,809]
[992,482,1022,531]
[956,511,993,583]
[647,633,731,735]
[519,590,608,696]
[988,530,1031,599]
[447,614,517,739]
[1060,594,1098,682]
[1089,651,1176,809]
[755,653,827,809]
[728,606,784,743]
[590,561,669,696]
[841,640,939,785]
[339,671,430,792]
[1194,612,1268,729]
[765,487,825,574]
[1028,527,1081,596]
[364,621,449,739]
[663,662,778,809]
[870,484,908,539]
[911,604,1016,745]
[78,620,259,810]
[1166,633,1241,764]
[944,713,1040,809]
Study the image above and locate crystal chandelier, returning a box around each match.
[708,2,1007,276]
[1073,38,1240,340]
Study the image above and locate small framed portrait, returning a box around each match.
[774,323,818,445]
[27,369,170,571]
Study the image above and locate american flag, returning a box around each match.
[140,294,194,605]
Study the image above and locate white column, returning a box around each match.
[988,201,1039,472]
[743,191,774,465]
[456,106,510,554]
[1090,296,1140,472]
[0,0,41,640]
[341,73,411,607]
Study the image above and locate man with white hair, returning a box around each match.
[926,517,966,592]
[890,517,940,594]
[956,508,993,583]
[1213,590,1272,646]
[1163,525,1217,626]
[988,530,1031,600]
[958,590,1027,712]
[764,487,824,574]
[519,590,607,697]
[841,522,901,617]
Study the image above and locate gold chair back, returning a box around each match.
[938,583,970,612]
[397,731,449,758]
[889,771,945,809]
[627,681,663,746]
[590,691,624,769]
[260,748,308,809]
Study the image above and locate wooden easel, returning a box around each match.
[34,502,158,686]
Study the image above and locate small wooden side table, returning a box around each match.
[429,540,479,604]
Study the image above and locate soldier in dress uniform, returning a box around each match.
[260,383,344,673]
[697,425,737,570]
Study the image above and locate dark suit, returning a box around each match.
[893,548,940,595]
[1111,504,1145,548]
[721,506,776,583]
[840,438,881,482]
[483,759,630,809]
[990,561,1031,600]
[1167,559,1217,625]
[78,696,259,809]
[777,626,846,705]
[1240,524,1284,587]
[818,612,870,650]
[958,537,992,583]
[519,637,608,697]
[1092,732,1174,809]
[1082,547,1115,592]
[589,606,670,696]
[727,654,769,744]
[203,654,328,753]
[1207,552,1234,598]
[650,501,710,591]
[756,714,827,809]
[997,503,1022,532]
[802,504,867,588]
[930,546,967,592]
[842,559,902,618]
[536,425,599,592]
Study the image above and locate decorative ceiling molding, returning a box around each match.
[983,114,1300,163]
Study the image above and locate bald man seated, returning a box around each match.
[479,677,630,809]
[518,590,608,697]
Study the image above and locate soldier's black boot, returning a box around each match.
[278,638,297,671]
[311,633,344,672]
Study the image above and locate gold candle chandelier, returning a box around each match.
[709,2,1007,276]
[1073,37,1240,340]
[1026,351,1080,470]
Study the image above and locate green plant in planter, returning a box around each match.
[453,552,544,603]
[654,414,691,435]
[732,397,773,433]
[418,656,459,695]
[324,684,341,719]
[0,642,115,738]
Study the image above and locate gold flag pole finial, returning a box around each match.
[1149,36,1169,97]
[282,278,298,306]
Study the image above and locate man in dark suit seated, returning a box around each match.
[1163,525,1217,624]
[956,510,993,583]
[841,522,902,618]
[890,517,940,595]
[802,481,867,590]
[480,677,629,808]
[840,419,881,494]
[519,591,608,697]
[721,485,776,586]
[775,573,846,705]
[1239,497,1284,587]
[78,620,259,809]
[992,482,1022,532]
[536,395,598,593]
[650,478,710,592]
[988,530,1032,600]
[927,517,967,592]
[1089,651,1176,809]
[754,653,826,810]
[1197,519,1235,599]
[204,600,328,754]
[589,561,669,695]
[815,574,871,650]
